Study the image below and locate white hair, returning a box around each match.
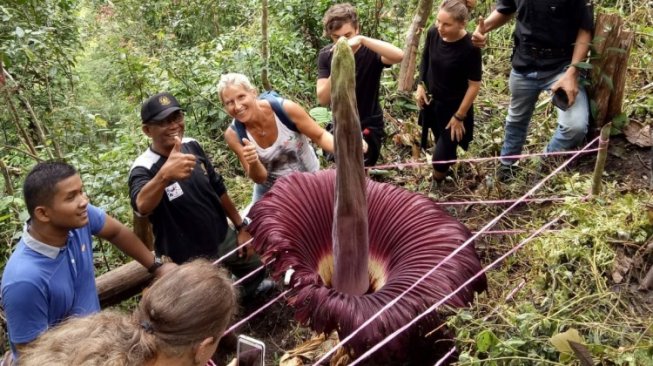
[217,73,257,102]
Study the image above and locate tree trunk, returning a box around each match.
[261,0,272,91]
[133,214,154,251]
[397,0,434,92]
[589,14,634,128]
[0,159,13,196]
[331,38,369,296]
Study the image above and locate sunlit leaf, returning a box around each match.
[550,328,584,355]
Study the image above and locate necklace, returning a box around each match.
[253,128,267,137]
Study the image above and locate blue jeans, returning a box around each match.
[500,69,589,165]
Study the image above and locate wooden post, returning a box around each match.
[591,123,611,196]
[589,14,634,128]
[133,213,154,251]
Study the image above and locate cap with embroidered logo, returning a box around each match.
[141,92,182,124]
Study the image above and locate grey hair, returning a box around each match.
[217,73,257,102]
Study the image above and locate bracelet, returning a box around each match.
[453,114,465,122]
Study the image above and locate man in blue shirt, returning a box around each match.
[1,161,173,362]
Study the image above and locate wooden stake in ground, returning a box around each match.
[591,123,611,196]
[331,37,369,296]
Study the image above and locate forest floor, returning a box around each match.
[215,135,653,365]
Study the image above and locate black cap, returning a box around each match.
[141,92,182,124]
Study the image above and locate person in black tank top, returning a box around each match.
[415,0,482,182]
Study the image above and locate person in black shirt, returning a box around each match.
[415,0,482,182]
[128,92,266,298]
[317,3,404,166]
[472,0,594,181]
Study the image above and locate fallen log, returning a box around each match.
[96,260,153,308]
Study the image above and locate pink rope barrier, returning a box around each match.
[232,258,276,287]
[433,278,528,366]
[312,136,599,365]
[433,346,458,366]
[351,217,560,366]
[223,289,290,336]
[212,237,253,266]
[474,229,561,235]
[436,196,578,206]
[369,147,601,170]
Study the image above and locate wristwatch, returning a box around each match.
[147,255,163,274]
[235,217,252,232]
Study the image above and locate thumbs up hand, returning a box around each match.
[161,136,197,182]
[472,16,488,48]
[242,138,260,166]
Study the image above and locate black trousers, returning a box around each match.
[419,100,474,173]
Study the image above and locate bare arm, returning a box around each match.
[472,10,515,48]
[219,193,254,257]
[284,101,334,153]
[551,28,592,106]
[351,36,404,65]
[97,215,173,276]
[456,80,481,119]
[224,128,268,184]
[446,80,481,142]
[317,77,331,106]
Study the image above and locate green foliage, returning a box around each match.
[0,0,651,361]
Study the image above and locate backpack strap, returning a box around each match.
[229,120,249,146]
[259,93,299,133]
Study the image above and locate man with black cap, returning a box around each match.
[128,92,269,299]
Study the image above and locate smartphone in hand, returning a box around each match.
[551,88,570,111]
[237,335,265,366]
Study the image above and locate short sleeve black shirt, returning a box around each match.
[318,44,390,128]
[128,138,229,263]
[419,29,482,103]
[497,0,594,76]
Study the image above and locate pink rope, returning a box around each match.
[212,237,253,266]
[232,258,276,287]
[433,278,528,365]
[369,147,600,170]
[350,217,560,365]
[312,137,599,365]
[475,229,560,235]
[223,289,290,336]
[436,196,577,206]
[433,346,458,366]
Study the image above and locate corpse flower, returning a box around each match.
[247,38,486,364]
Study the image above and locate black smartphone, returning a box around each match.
[551,88,569,111]
[237,335,265,366]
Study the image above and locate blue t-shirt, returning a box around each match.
[1,204,106,353]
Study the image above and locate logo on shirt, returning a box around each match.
[81,244,86,252]
[165,182,184,201]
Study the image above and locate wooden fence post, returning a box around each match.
[589,14,634,129]
[591,123,612,196]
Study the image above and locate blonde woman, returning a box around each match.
[220,73,335,202]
